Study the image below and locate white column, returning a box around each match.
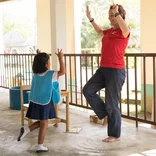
[55,0,75,54]
[49,0,57,70]
[140,0,156,53]
[36,0,75,90]
[36,0,58,71]
[36,0,75,67]
[36,0,53,53]
[73,0,82,89]
[0,8,4,86]
[0,9,3,54]
[140,0,156,117]
[54,0,75,90]
[74,0,82,54]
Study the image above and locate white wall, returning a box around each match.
[140,0,156,53]
[140,0,156,84]
[36,0,52,53]
[140,0,156,113]
[36,0,75,90]
[36,0,75,67]
[0,9,3,54]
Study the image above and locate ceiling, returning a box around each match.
[0,0,10,2]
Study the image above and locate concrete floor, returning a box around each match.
[0,88,156,156]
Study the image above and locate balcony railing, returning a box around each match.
[0,53,156,127]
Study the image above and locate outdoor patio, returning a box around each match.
[0,87,156,156]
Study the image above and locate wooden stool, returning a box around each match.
[27,90,70,132]
[53,90,70,131]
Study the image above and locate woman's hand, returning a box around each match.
[86,6,92,21]
[86,5,103,36]
[36,49,41,54]
[111,3,119,14]
[55,48,64,60]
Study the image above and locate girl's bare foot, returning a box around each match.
[103,116,108,126]
[102,136,120,142]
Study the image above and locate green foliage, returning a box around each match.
[2,13,18,35]
[2,12,35,39]
[81,0,111,49]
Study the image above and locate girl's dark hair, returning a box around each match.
[110,4,126,20]
[32,52,50,74]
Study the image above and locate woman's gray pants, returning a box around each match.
[83,67,126,138]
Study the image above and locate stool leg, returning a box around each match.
[21,109,24,126]
[66,94,69,131]
[54,104,58,127]
[28,119,33,127]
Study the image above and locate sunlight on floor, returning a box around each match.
[128,154,143,156]
[139,123,152,128]
[128,149,156,156]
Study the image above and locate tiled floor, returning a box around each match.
[0,88,156,156]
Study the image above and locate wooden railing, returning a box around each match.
[0,52,156,127]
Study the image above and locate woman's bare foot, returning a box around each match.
[103,116,108,126]
[102,136,120,142]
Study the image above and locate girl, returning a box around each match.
[17,48,65,152]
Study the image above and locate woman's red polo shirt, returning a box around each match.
[100,28,130,69]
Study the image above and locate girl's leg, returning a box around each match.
[29,121,40,131]
[36,120,48,152]
[17,121,40,141]
[38,120,48,144]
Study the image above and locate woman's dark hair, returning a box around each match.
[32,52,50,74]
[110,4,126,20]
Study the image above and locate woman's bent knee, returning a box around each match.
[82,85,88,96]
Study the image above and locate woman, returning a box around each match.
[83,4,130,142]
